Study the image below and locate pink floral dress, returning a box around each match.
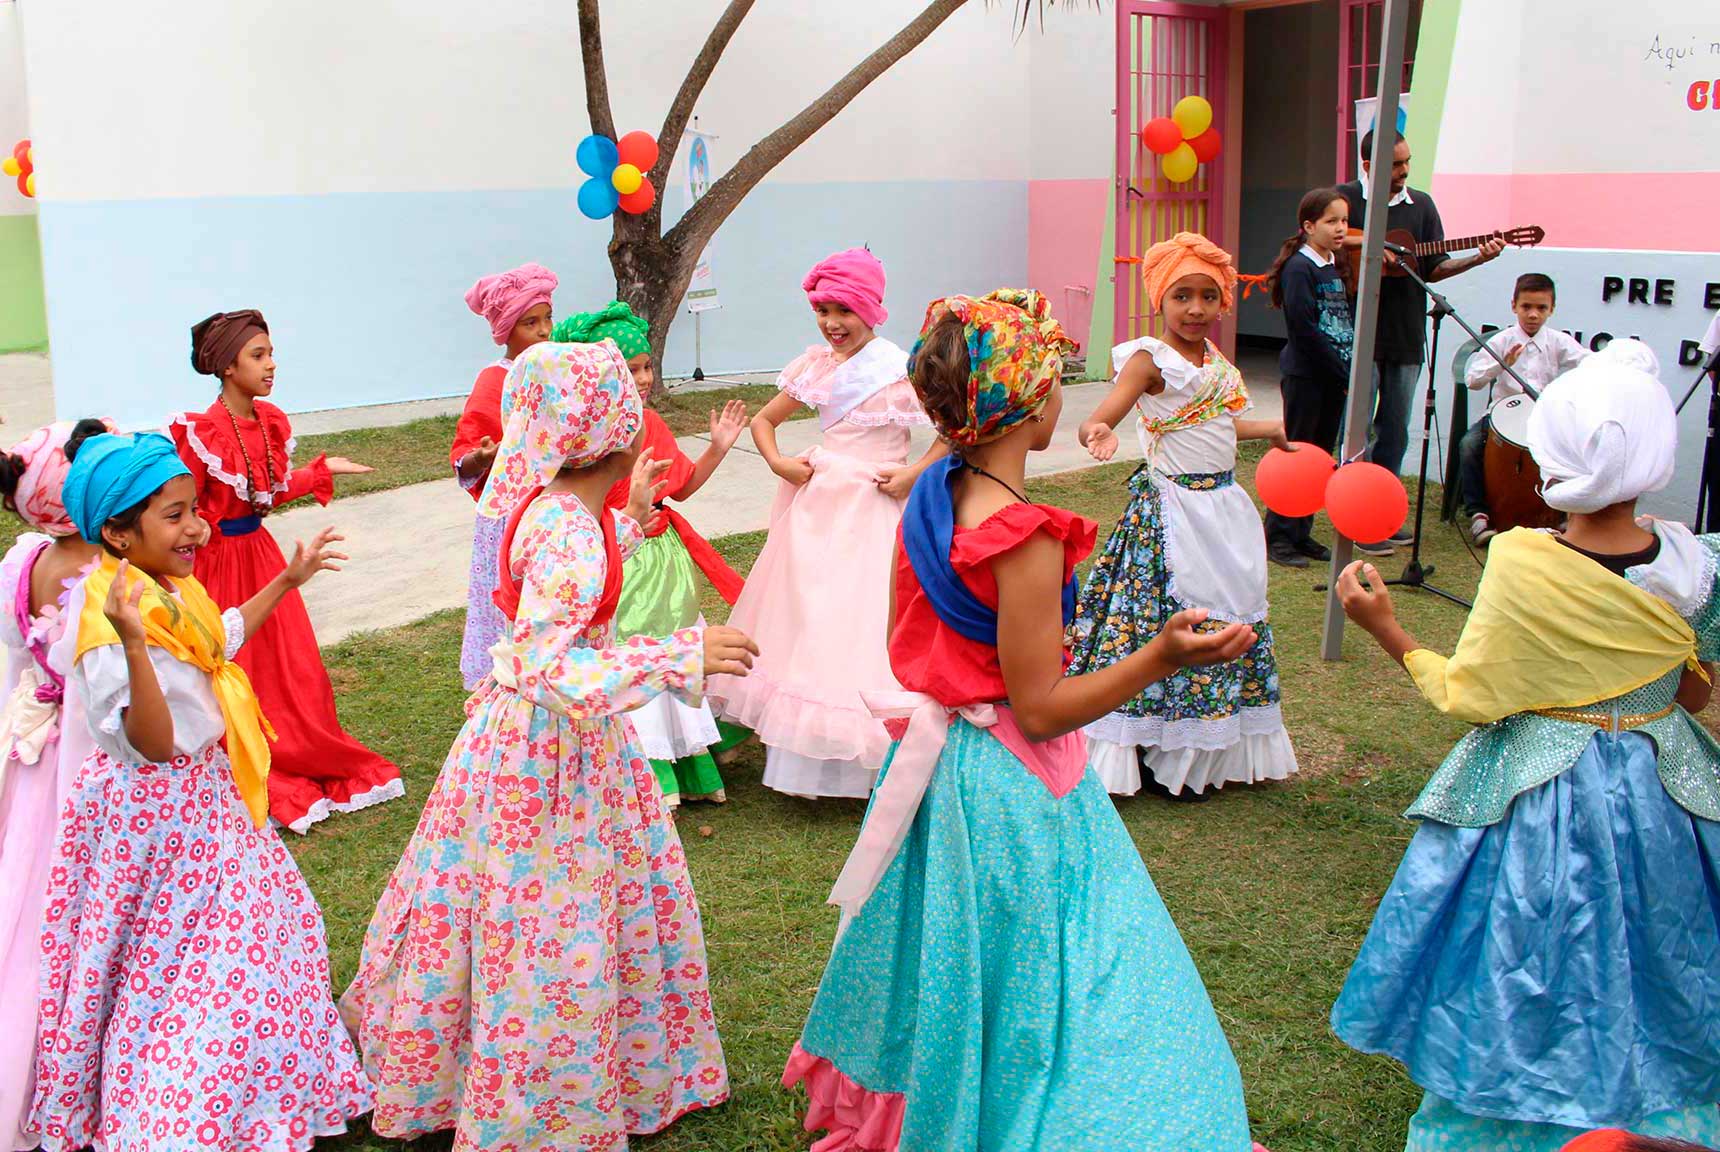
[339,492,727,1151]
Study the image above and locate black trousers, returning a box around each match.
[1265,372,1347,549]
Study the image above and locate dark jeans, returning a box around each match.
[1459,415,1490,516]
[1266,373,1347,550]
[1365,359,1422,478]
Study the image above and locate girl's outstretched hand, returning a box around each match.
[1151,608,1256,668]
[1335,560,1397,635]
[283,528,348,588]
[1080,421,1119,462]
[709,400,748,454]
[102,559,148,646]
[625,450,673,526]
[326,456,375,476]
[703,625,759,677]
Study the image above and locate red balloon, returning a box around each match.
[617,131,659,173]
[618,179,656,215]
[12,139,28,164]
[1188,127,1222,164]
[1254,444,1335,518]
[1326,463,1408,545]
[1140,117,1182,156]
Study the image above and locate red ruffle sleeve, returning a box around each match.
[451,365,508,501]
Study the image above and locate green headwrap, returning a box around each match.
[553,300,652,360]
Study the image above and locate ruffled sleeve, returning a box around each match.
[167,411,218,505]
[777,346,835,407]
[451,364,509,498]
[260,403,332,508]
[1687,533,1720,662]
[951,503,1097,586]
[0,535,49,652]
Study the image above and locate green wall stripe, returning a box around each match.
[0,213,47,353]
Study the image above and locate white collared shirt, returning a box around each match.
[1298,244,1336,267]
[1358,178,1413,208]
[1701,312,1719,357]
[1465,323,1590,398]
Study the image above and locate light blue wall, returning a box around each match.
[40,180,1027,427]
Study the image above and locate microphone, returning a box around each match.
[1382,240,1414,257]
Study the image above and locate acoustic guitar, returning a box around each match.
[1341,225,1545,292]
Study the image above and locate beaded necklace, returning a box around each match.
[218,395,277,516]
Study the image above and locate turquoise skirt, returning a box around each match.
[787,720,1253,1151]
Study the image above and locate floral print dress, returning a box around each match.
[340,491,727,1151]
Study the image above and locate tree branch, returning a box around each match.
[665,0,968,256]
[654,0,756,191]
[576,0,617,140]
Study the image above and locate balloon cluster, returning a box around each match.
[1140,96,1220,185]
[576,131,659,220]
[3,140,33,199]
[1255,445,1407,546]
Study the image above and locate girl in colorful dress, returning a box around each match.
[784,289,1261,1152]
[708,248,944,799]
[454,263,558,689]
[1067,233,1299,799]
[31,430,372,1151]
[169,309,403,833]
[340,341,755,1150]
[0,420,106,1151]
[557,300,750,807]
[1332,342,1720,1152]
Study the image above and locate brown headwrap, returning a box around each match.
[191,310,269,377]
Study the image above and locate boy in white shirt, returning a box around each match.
[1459,272,1589,543]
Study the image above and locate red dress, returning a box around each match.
[169,400,404,833]
[449,362,507,500]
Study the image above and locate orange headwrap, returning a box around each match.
[1140,232,1237,315]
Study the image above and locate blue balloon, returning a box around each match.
[578,177,620,220]
[1396,105,1408,133]
[576,134,619,178]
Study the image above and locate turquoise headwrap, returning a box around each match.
[553,301,651,361]
[63,432,192,543]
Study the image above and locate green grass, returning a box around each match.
[297,447,1507,1152]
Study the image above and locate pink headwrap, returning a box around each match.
[7,419,117,537]
[465,263,559,345]
[803,248,887,329]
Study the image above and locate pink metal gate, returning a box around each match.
[1336,0,1423,181]
[1114,1,1227,347]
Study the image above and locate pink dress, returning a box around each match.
[0,538,92,1152]
[707,339,930,799]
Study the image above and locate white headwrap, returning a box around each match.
[1526,343,1676,514]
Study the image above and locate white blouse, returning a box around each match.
[1114,336,1247,476]
[51,583,247,763]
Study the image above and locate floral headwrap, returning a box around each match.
[477,340,643,522]
[6,419,117,537]
[907,289,1076,447]
[1140,232,1237,314]
[553,301,652,361]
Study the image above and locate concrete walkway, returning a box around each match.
[275,377,1284,645]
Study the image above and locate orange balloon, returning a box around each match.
[617,130,659,173]
[1254,444,1335,518]
[618,180,656,215]
[1326,463,1408,545]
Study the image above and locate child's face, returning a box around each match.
[105,475,208,580]
[223,334,275,400]
[1161,274,1222,345]
[1303,199,1350,254]
[814,303,873,356]
[1512,290,1555,336]
[627,353,656,400]
[507,303,555,358]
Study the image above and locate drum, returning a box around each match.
[1483,394,1562,531]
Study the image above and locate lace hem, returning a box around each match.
[1083,703,1286,752]
[169,414,294,508]
[278,776,407,836]
[1087,730,1299,796]
[838,405,932,429]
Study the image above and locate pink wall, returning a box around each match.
[1028,179,1110,353]
[1430,172,1720,254]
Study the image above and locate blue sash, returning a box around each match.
[901,456,1076,647]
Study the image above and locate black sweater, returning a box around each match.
[1278,251,1354,383]
[1337,180,1449,364]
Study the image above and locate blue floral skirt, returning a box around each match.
[1332,728,1720,1143]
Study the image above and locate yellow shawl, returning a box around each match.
[75,557,275,827]
[1405,529,1701,725]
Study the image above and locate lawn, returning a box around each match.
[299,447,1503,1152]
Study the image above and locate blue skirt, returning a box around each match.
[789,720,1253,1151]
[1332,729,1720,1134]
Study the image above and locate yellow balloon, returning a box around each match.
[611,163,643,195]
[1172,95,1213,139]
[22,173,33,197]
[0,157,17,178]
[1161,143,1198,184]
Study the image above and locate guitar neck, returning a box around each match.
[1415,233,1498,257]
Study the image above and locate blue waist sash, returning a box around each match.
[218,514,263,537]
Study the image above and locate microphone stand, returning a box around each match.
[1675,344,1720,532]
[1369,250,1536,608]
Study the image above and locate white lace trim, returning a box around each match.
[1083,702,1286,752]
[220,607,246,661]
[168,413,296,508]
[278,775,407,836]
[1627,519,1713,618]
[1087,729,1299,796]
[1112,335,1203,394]
[781,339,913,429]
